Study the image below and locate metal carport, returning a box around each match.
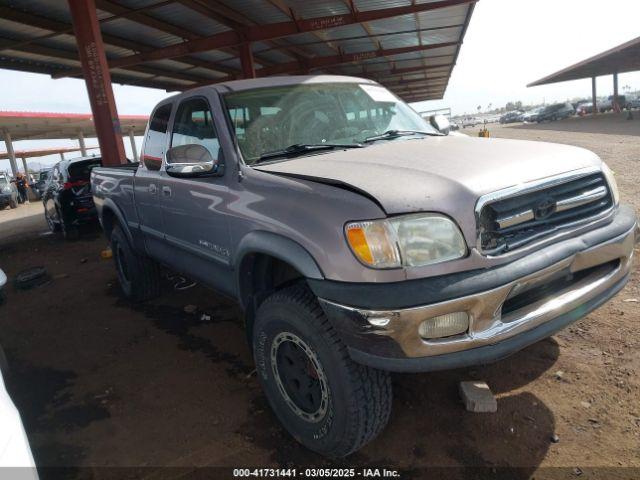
[0,0,477,166]
[528,36,640,115]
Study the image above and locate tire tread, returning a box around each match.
[260,284,392,457]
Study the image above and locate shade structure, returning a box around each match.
[0,0,477,103]
[528,36,640,87]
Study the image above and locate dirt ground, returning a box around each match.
[0,115,638,479]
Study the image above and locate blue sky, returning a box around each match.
[1,0,639,172]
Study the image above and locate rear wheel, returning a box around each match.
[111,224,161,302]
[45,205,60,232]
[253,284,392,457]
[57,206,79,240]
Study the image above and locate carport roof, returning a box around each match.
[528,36,640,87]
[0,145,99,160]
[0,0,476,102]
[0,111,148,141]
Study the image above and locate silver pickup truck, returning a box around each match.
[92,75,638,457]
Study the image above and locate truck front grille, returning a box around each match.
[478,172,613,254]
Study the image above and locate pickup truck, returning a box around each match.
[92,75,638,457]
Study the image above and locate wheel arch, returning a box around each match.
[100,198,134,245]
[234,231,324,340]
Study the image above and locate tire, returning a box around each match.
[253,284,392,457]
[9,199,17,209]
[55,205,80,240]
[14,266,50,290]
[45,205,60,232]
[111,224,161,302]
[61,221,80,241]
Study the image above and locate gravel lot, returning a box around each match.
[0,114,638,478]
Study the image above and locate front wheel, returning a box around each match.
[253,285,392,457]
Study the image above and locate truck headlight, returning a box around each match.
[601,162,620,205]
[345,213,467,269]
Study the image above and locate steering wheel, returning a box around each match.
[280,98,344,145]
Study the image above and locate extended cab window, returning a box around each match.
[143,103,172,171]
[171,97,220,160]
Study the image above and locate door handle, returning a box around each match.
[148,184,157,194]
[162,186,172,197]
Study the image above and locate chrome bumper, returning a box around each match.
[320,220,637,360]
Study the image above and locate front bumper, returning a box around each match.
[317,205,638,372]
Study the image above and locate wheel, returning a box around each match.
[14,266,50,290]
[111,224,161,302]
[61,221,80,240]
[45,205,60,232]
[9,199,17,209]
[253,284,392,457]
[56,207,79,240]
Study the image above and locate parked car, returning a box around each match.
[627,96,640,109]
[597,95,626,112]
[536,102,575,122]
[460,116,479,127]
[499,111,523,124]
[42,156,102,240]
[0,173,18,210]
[92,75,637,458]
[575,101,595,115]
[521,107,544,122]
[33,169,51,199]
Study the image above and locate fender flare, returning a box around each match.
[100,198,134,245]
[234,231,324,308]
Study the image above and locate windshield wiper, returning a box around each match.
[256,143,364,162]
[363,129,441,143]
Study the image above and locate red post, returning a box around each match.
[67,0,126,166]
[240,42,256,79]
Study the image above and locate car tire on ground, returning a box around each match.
[9,199,17,209]
[253,284,392,458]
[111,224,161,302]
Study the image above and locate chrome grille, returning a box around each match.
[478,171,613,254]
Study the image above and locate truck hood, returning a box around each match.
[254,135,603,244]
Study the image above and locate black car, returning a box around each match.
[33,169,52,199]
[42,156,102,239]
[0,174,18,209]
[536,103,575,123]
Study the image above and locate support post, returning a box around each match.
[128,129,138,161]
[78,130,87,156]
[592,77,597,115]
[239,42,255,79]
[67,0,126,166]
[613,72,620,112]
[21,157,28,175]
[2,129,18,177]
[59,152,65,161]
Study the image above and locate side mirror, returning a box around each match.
[429,114,451,135]
[165,144,222,177]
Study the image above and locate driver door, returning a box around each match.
[160,96,234,295]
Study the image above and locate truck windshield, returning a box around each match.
[223,82,437,164]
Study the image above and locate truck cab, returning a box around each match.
[91,75,638,458]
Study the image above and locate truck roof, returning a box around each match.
[163,74,379,103]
